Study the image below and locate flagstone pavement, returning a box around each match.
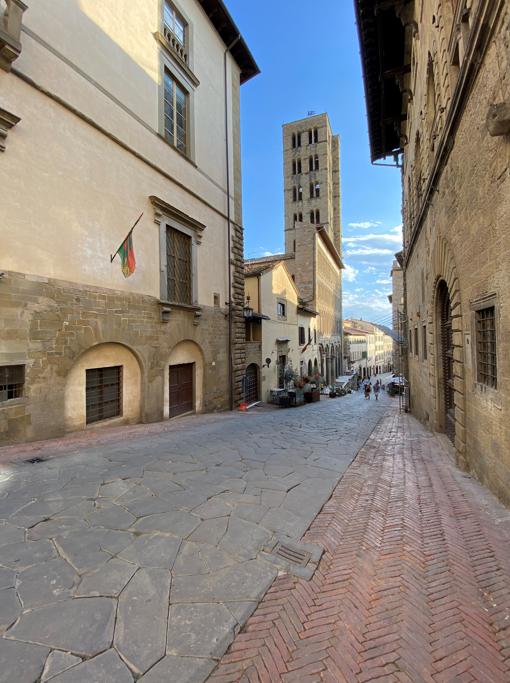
[0,385,389,683]
[207,402,510,683]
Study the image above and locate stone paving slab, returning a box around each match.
[0,382,391,682]
[208,402,510,683]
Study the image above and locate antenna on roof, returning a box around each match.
[307,111,316,116]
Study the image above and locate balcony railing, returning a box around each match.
[163,24,188,66]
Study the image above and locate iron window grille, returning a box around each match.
[166,226,192,304]
[476,306,497,388]
[0,365,25,402]
[164,70,187,155]
[86,366,122,424]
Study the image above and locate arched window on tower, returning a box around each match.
[297,132,302,147]
[309,183,314,199]
[309,156,313,172]
[315,209,320,223]
[308,129,313,144]
[310,210,314,223]
[298,212,302,221]
[315,183,320,198]
[297,159,302,174]
[292,133,296,148]
[313,128,318,143]
[292,187,297,202]
[314,155,319,170]
[292,160,296,175]
[293,213,297,224]
[298,186,303,201]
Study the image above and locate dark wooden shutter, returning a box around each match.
[440,283,456,444]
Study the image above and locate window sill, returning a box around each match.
[158,300,202,313]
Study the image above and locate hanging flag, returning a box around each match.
[111,214,143,278]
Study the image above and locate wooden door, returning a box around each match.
[169,363,194,418]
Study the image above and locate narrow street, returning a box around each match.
[209,401,510,683]
[0,382,387,682]
[1,383,510,683]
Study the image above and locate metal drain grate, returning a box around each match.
[271,541,312,567]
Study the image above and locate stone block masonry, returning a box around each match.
[0,271,230,445]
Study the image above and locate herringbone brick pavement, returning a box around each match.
[207,405,510,683]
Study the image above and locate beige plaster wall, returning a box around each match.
[65,342,141,432]
[163,340,204,418]
[0,0,243,308]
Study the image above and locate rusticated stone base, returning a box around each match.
[0,271,231,446]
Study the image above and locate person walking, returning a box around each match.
[364,382,372,399]
[373,380,380,401]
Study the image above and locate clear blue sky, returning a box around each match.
[228,0,403,324]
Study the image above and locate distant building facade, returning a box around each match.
[243,260,317,402]
[355,0,510,506]
[344,319,393,376]
[0,0,258,444]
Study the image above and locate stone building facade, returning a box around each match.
[0,0,258,445]
[356,0,510,506]
[280,114,344,383]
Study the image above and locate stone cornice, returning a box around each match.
[149,195,206,244]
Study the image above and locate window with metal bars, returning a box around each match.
[166,226,191,304]
[86,366,122,424]
[476,306,497,388]
[164,70,187,155]
[422,324,427,361]
[0,365,25,402]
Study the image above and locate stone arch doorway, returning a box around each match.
[164,340,205,419]
[437,280,456,444]
[65,342,142,433]
[245,363,259,404]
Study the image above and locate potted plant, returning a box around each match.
[329,385,337,398]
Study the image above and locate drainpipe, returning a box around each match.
[224,35,241,411]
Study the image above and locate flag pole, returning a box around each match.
[110,213,143,263]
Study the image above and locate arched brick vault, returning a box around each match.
[427,234,467,461]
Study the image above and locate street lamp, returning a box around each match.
[243,295,253,319]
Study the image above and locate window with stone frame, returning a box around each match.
[0,365,25,402]
[166,226,192,305]
[164,70,188,155]
[476,306,497,389]
[298,186,303,201]
[414,327,419,358]
[277,301,286,318]
[299,326,305,345]
[422,323,427,361]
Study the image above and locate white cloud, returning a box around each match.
[342,289,392,313]
[260,248,283,256]
[343,264,358,282]
[376,278,392,284]
[364,266,377,273]
[348,221,382,229]
[343,248,394,257]
[390,225,403,234]
[355,288,363,292]
[342,233,402,244]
